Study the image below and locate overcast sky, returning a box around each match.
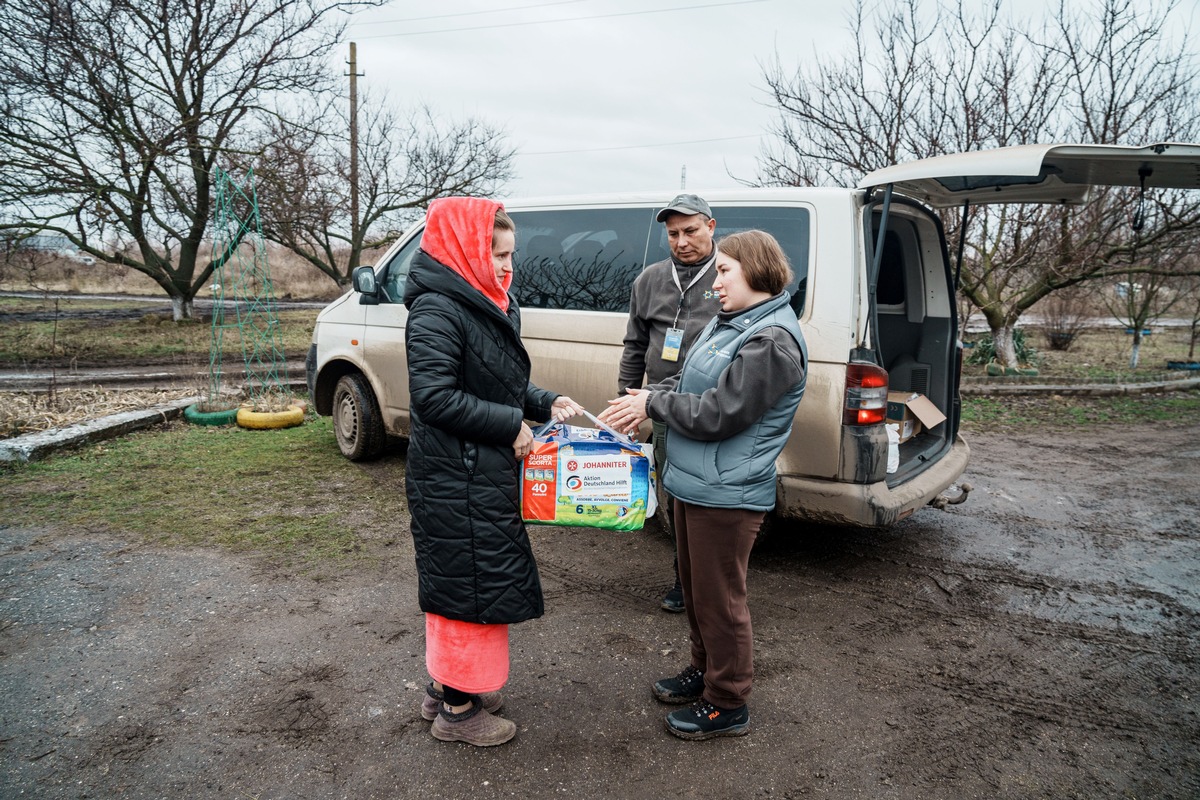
[340,0,850,198]
[340,0,1198,200]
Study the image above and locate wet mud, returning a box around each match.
[1,420,1197,798]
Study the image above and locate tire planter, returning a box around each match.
[236,405,305,430]
[183,402,240,426]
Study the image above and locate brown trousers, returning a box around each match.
[673,499,764,708]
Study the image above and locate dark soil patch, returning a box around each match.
[2,417,1198,798]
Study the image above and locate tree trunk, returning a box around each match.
[1129,332,1142,370]
[170,296,195,322]
[990,323,1019,369]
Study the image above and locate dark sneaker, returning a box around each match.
[431,698,516,746]
[653,664,705,704]
[660,581,685,613]
[665,700,750,740]
[421,682,503,721]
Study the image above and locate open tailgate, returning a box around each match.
[858,142,1200,207]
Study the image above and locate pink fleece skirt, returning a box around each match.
[425,613,510,694]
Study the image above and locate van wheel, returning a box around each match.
[332,373,385,461]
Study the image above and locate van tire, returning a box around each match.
[333,373,386,461]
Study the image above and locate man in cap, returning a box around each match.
[617,193,722,612]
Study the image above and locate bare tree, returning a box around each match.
[760,0,943,186]
[512,250,635,313]
[1180,269,1200,363]
[761,0,1200,368]
[1104,248,1184,370]
[249,96,515,289]
[0,0,381,320]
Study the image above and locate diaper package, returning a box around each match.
[521,411,657,531]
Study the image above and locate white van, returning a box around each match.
[306,143,1200,527]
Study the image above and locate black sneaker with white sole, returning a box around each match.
[657,582,686,614]
[653,664,705,704]
[660,581,685,613]
[665,699,750,740]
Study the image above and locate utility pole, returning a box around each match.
[680,164,687,189]
[347,43,364,263]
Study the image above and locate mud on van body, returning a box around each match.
[307,143,1200,528]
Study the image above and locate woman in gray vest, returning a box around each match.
[599,230,807,740]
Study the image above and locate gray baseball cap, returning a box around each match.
[655,193,712,222]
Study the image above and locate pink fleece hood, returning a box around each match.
[420,196,510,313]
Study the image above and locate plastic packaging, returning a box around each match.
[521,410,657,531]
[886,423,900,474]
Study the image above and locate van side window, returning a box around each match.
[872,218,924,317]
[509,208,656,312]
[876,230,907,306]
[379,233,423,303]
[658,206,811,313]
[871,214,935,395]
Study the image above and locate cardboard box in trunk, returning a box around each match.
[886,391,947,443]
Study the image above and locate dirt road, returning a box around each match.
[2,419,1198,799]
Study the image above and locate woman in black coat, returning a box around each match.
[403,196,581,747]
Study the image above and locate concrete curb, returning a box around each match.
[0,397,200,464]
[961,377,1200,396]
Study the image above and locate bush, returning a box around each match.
[966,328,1041,367]
[1039,287,1092,352]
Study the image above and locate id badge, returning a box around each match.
[661,327,684,362]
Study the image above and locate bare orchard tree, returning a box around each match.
[759,0,1064,185]
[1178,267,1200,363]
[249,97,515,289]
[1104,247,1186,370]
[760,0,1200,368]
[0,0,382,320]
[759,0,937,186]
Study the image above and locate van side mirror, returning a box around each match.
[352,266,380,305]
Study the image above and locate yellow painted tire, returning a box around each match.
[236,405,305,430]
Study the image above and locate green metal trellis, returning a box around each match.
[207,166,289,404]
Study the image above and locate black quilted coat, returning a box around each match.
[403,249,557,624]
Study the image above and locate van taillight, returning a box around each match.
[843,363,889,426]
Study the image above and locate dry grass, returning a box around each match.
[962,323,1198,380]
[0,303,317,366]
[1,387,199,438]
[0,245,385,302]
[0,386,312,440]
